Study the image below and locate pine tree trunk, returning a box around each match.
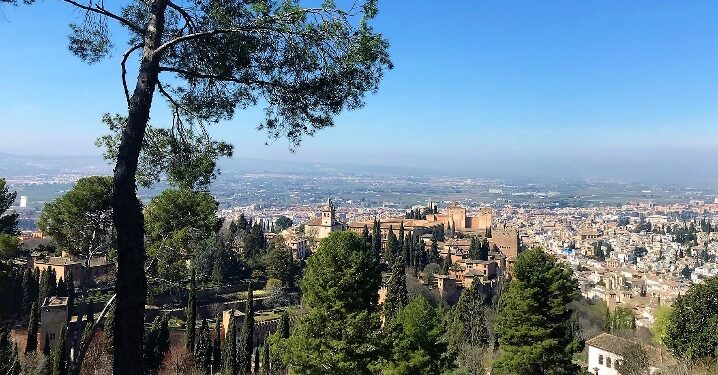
[112,1,167,373]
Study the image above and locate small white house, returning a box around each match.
[586,333,677,375]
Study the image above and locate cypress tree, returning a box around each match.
[186,269,197,354]
[239,284,255,374]
[361,225,370,245]
[42,332,51,355]
[253,346,259,374]
[212,316,222,373]
[372,219,381,261]
[25,303,39,353]
[48,269,57,297]
[21,268,35,315]
[278,312,290,339]
[65,271,75,318]
[384,255,408,320]
[261,344,270,375]
[398,222,405,249]
[56,277,66,298]
[384,226,396,264]
[50,325,67,375]
[84,299,94,323]
[222,310,237,375]
[443,248,453,275]
[479,238,489,261]
[38,269,49,305]
[195,319,212,372]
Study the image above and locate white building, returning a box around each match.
[587,333,676,375]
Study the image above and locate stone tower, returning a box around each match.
[321,198,335,226]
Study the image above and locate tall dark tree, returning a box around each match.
[212,317,222,373]
[22,268,38,315]
[50,325,67,375]
[223,310,237,375]
[56,277,67,298]
[261,344,270,375]
[372,219,382,261]
[195,319,212,372]
[143,315,170,375]
[239,284,255,374]
[361,224,371,245]
[186,268,197,354]
[0,326,20,375]
[253,346,260,375]
[448,281,489,353]
[493,248,582,375]
[0,178,19,235]
[25,302,39,353]
[278,312,290,339]
[384,226,397,264]
[38,269,50,305]
[45,2,390,373]
[384,255,408,321]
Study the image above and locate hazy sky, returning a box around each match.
[1,1,717,184]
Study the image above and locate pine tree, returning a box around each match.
[384,255,408,320]
[494,249,582,375]
[239,284,255,374]
[186,269,197,354]
[25,303,39,353]
[450,281,489,349]
[222,311,237,375]
[50,325,67,375]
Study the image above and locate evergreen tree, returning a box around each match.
[479,239,489,261]
[144,315,170,375]
[48,268,57,297]
[223,311,237,375]
[384,296,450,374]
[402,233,411,267]
[84,300,94,323]
[50,325,67,375]
[262,344,270,375]
[239,284,255,374]
[38,269,50,305]
[212,318,222,373]
[21,268,36,315]
[25,303,39,353]
[449,281,489,352]
[372,219,382,261]
[253,346,260,374]
[186,269,197,354]
[277,231,381,374]
[42,332,51,355]
[384,255,409,321]
[196,319,212,372]
[493,248,582,375]
[0,178,19,235]
[64,271,74,311]
[468,237,479,260]
[398,222,405,250]
[429,240,440,265]
[361,225,371,245]
[56,277,67,298]
[384,226,397,264]
[0,326,17,374]
[278,312,290,339]
[443,249,453,275]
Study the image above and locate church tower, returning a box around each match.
[321,198,335,227]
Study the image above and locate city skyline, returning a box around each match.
[2,1,718,185]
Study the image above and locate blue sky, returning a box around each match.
[1,1,717,184]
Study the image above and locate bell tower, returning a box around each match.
[321,198,335,226]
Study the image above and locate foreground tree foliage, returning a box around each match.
[12,1,392,372]
[383,296,450,375]
[493,248,583,375]
[0,178,20,261]
[145,188,220,280]
[274,231,382,374]
[664,276,718,362]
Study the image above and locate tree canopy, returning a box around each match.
[38,176,114,257]
[664,276,718,362]
[493,248,582,375]
[275,231,381,374]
